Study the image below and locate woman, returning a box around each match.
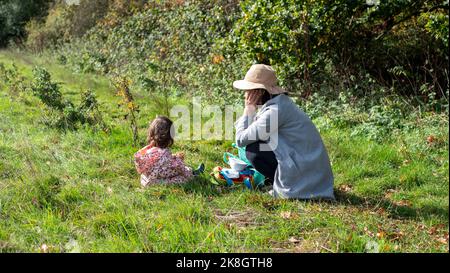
[233,64,334,199]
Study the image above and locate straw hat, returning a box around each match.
[233,64,287,95]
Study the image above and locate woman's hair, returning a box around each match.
[260,89,273,105]
[147,116,174,148]
[248,89,275,105]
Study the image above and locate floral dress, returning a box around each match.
[134,145,193,187]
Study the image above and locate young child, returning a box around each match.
[134,116,204,187]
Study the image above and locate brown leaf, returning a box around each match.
[389,231,404,241]
[280,211,299,219]
[384,189,398,199]
[428,226,438,235]
[40,244,49,253]
[437,235,448,245]
[394,199,412,207]
[338,184,352,193]
[364,227,374,237]
[376,231,385,239]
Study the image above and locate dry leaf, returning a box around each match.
[437,237,448,244]
[280,211,298,219]
[40,244,49,253]
[428,226,438,235]
[376,231,385,239]
[394,200,412,207]
[338,184,352,192]
[288,237,301,244]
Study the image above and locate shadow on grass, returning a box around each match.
[177,174,267,198]
[178,175,224,197]
[176,177,448,221]
[334,189,449,221]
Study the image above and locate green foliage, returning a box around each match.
[25,0,110,52]
[227,0,449,99]
[0,50,448,253]
[30,66,106,131]
[0,62,28,96]
[31,67,65,110]
[0,0,51,47]
[55,0,243,106]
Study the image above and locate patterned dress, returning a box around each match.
[134,145,193,187]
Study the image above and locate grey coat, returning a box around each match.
[235,94,334,199]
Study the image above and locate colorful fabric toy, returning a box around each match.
[209,144,265,190]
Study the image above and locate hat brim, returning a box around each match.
[233,80,287,95]
[233,80,266,91]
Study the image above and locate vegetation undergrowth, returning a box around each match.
[0,50,448,253]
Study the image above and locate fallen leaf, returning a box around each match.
[280,211,299,219]
[384,189,398,199]
[40,244,49,253]
[364,227,374,237]
[437,236,448,244]
[389,231,404,241]
[280,211,292,219]
[428,226,438,235]
[338,184,352,192]
[394,200,412,207]
[427,135,436,144]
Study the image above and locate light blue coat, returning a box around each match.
[235,94,334,199]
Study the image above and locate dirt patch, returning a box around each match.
[213,209,261,228]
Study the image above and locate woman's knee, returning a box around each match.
[245,142,278,181]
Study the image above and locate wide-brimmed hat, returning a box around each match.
[233,64,287,95]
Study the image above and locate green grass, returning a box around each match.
[0,50,448,253]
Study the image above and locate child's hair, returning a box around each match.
[147,116,174,148]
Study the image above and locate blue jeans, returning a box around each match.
[245,141,278,184]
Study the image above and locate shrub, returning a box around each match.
[225,0,449,101]
[30,66,107,131]
[0,0,51,47]
[0,62,29,98]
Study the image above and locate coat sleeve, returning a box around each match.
[234,107,280,148]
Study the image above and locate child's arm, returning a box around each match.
[170,154,192,177]
[173,151,185,160]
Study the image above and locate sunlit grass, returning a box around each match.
[0,51,448,253]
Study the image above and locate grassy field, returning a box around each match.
[0,50,448,253]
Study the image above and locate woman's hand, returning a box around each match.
[245,90,263,106]
[244,90,262,116]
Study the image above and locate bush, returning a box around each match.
[25,0,111,52]
[225,0,449,101]
[0,62,29,98]
[53,0,243,106]
[30,66,107,131]
[0,0,51,47]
